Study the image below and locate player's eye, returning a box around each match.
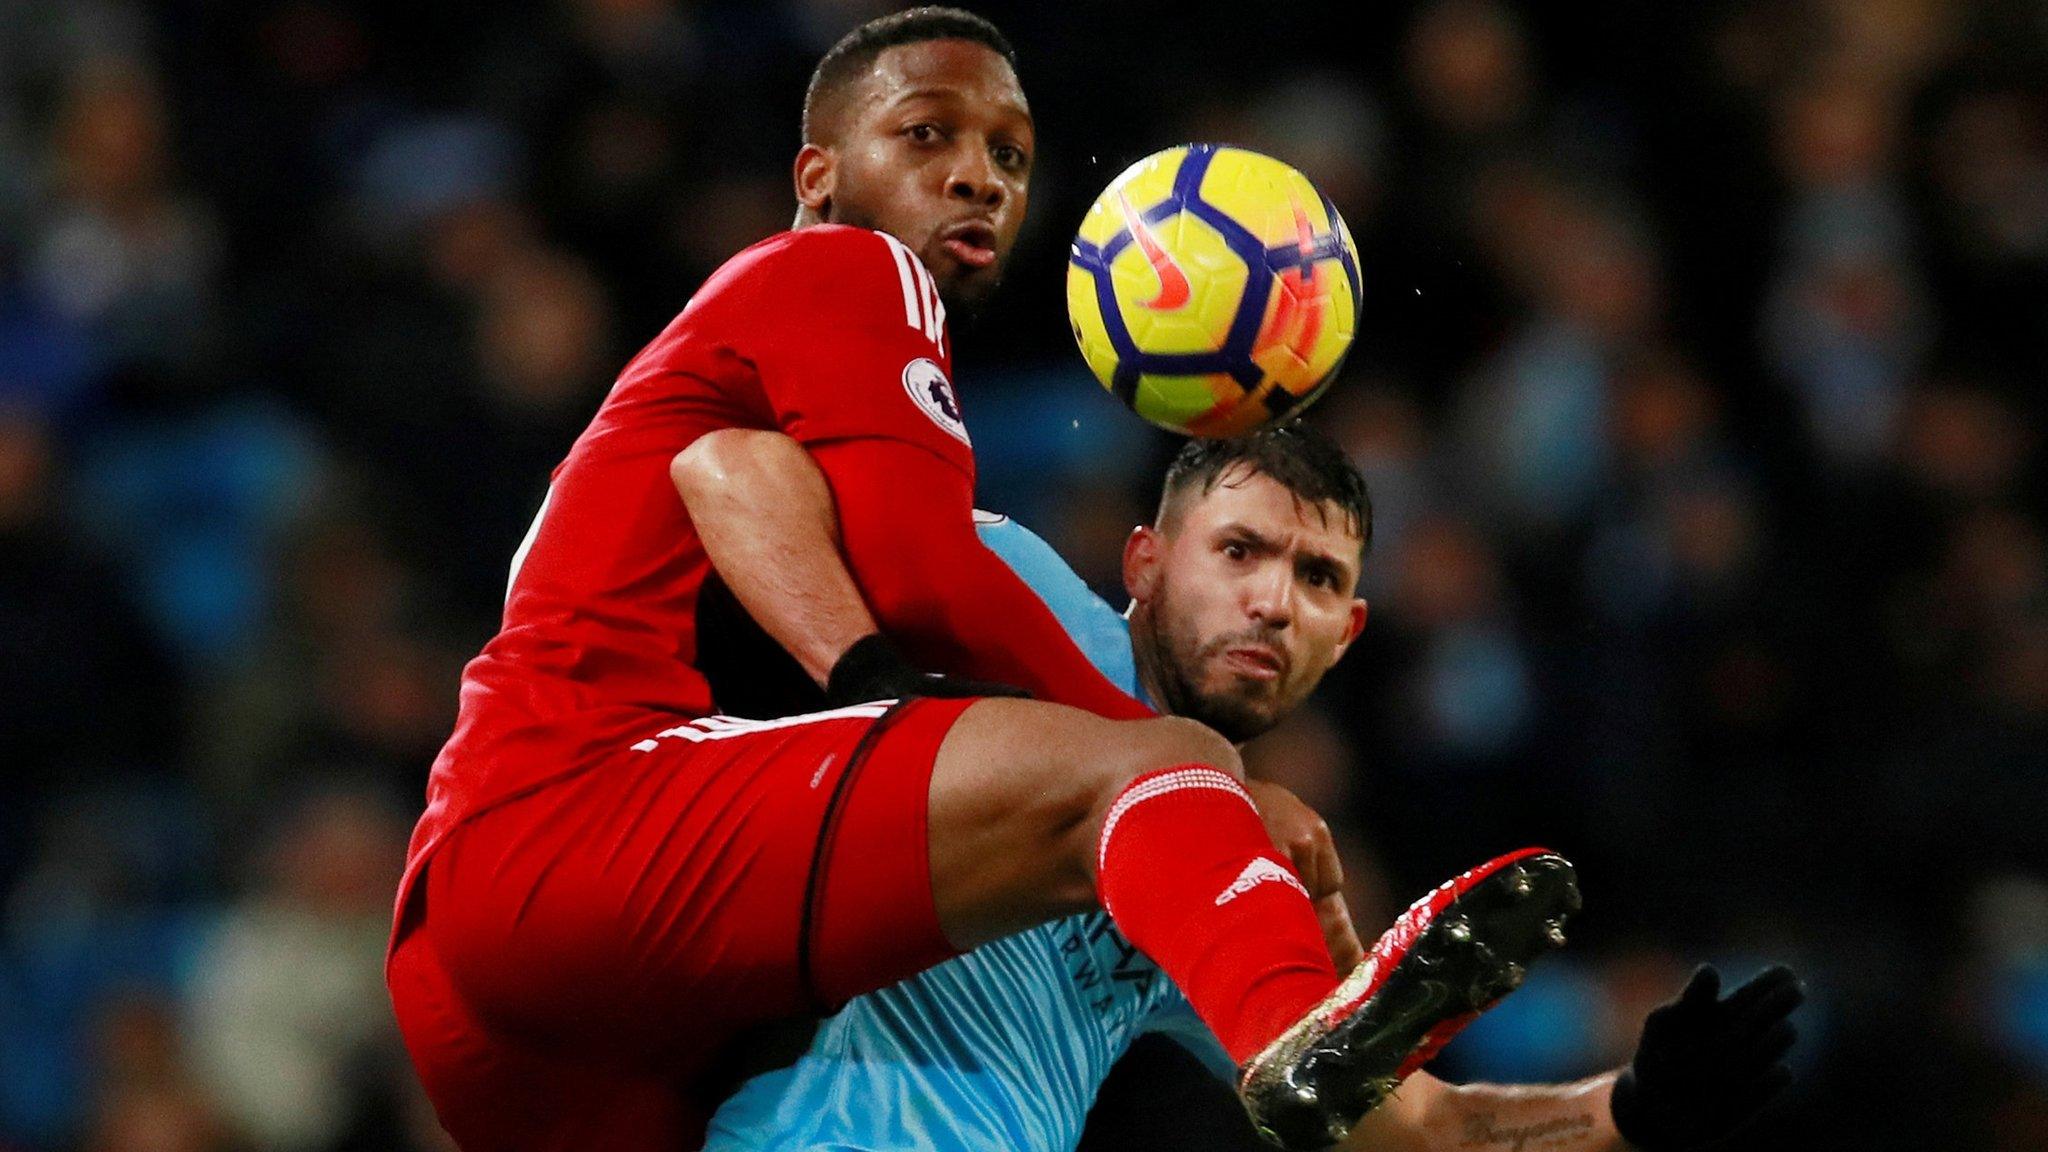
[1222,541,1249,562]
[992,144,1027,170]
[905,123,942,144]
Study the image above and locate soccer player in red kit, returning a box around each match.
[384,9,1562,1151]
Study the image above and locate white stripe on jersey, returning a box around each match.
[629,701,894,752]
[882,234,922,332]
[920,257,946,348]
[878,231,946,353]
[504,484,553,603]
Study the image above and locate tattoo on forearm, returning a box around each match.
[1459,1112,1597,1150]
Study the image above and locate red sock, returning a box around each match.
[1095,766,1339,1065]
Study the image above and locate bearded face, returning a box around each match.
[1126,469,1367,744]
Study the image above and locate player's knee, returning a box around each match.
[1048,717,1240,883]
[1023,715,1242,902]
[1134,715,1242,779]
[1085,716,1243,810]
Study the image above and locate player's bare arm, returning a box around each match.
[670,432,874,686]
[1344,1071,1621,1152]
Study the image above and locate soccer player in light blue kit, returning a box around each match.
[677,425,1804,1152]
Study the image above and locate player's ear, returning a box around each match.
[1124,525,1163,603]
[1331,598,1368,660]
[794,143,836,220]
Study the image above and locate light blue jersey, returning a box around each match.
[705,513,1234,1152]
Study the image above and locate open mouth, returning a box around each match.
[938,219,998,269]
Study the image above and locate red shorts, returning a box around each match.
[385,697,974,1152]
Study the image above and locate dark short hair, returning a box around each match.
[1157,422,1373,554]
[802,7,1018,144]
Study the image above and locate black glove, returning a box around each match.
[824,633,1031,708]
[1610,964,1804,1151]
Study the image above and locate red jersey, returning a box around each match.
[407,225,1148,889]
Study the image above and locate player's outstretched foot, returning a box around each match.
[1238,848,1580,1150]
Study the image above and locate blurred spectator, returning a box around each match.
[1763,66,1930,472]
[0,257,99,424]
[1895,382,2034,508]
[1389,516,1534,767]
[195,508,465,819]
[1406,0,1534,142]
[63,358,325,668]
[1322,381,1439,602]
[1331,513,1546,889]
[0,410,184,835]
[1460,189,1663,538]
[1581,353,1759,630]
[668,173,799,293]
[1929,86,2048,257]
[2,785,212,1147]
[185,787,410,1152]
[28,61,219,383]
[439,244,615,615]
[80,996,238,1152]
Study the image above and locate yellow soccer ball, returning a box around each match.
[1067,144,1360,437]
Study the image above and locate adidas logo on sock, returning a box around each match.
[1216,857,1310,906]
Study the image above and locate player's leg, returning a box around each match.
[805,695,1340,1072]
[925,703,1248,943]
[840,698,1581,1150]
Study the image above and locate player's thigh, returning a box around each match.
[923,698,1241,950]
[421,704,898,1046]
[799,696,1241,1004]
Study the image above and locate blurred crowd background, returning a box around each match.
[1,0,2044,1149]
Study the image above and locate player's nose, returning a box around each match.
[946,145,1005,208]
[1243,563,1295,627]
